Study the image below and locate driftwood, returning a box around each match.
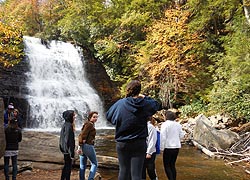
[191,140,216,158]
[186,119,250,175]
[192,132,250,174]
[220,132,250,174]
[226,157,250,165]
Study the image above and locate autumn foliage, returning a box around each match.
[0,21,23,67]
[136,8,203,108]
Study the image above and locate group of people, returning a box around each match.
[4,103,23,129]
[59,110,99,180]
[59,79,186,180]
[2,79,185,180]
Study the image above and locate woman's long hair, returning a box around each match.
[126,80,141,97]
[87,111,98,121]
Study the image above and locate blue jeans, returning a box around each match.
[4,155,18,180]
[116,138,147,180]
[79,144,98,180]
[61,154,72,180]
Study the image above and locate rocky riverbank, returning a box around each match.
[1,109,250,179]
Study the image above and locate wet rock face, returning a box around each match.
[0,59,30,127]
[0,98,6,158]
[0,43,120,128]
[82,49,120,110]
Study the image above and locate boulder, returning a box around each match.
[17,131,118,169]
[193,114,239,150]
[0,98,6,158]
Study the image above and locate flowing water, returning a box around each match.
[24,36,108,130]
[95,129,250,180]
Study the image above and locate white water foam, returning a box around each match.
[24,36,110,130]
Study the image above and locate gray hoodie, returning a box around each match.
[59,110,75,159]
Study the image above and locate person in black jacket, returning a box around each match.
[59,110,76,180]
[106,80,162,180]
[4,117,22,180]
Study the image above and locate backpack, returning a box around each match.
[155,130,160,154]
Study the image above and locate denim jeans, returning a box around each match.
[79,143,98,180]
[4,155,18,180]
[116,138,147,180]
[61,154,72,180]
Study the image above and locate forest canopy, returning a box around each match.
[0,0,249,121]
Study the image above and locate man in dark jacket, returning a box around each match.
[106,80,162,180]
[59,110,75,180]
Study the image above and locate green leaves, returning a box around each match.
[208,16,250,120]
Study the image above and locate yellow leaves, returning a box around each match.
[0,21,23,68]
[136,7,204,96]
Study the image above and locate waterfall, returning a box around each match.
[24,36,108,130]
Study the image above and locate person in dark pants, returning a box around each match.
[106,80,163,180]
[4,117,22,180]
[142,117,158,180]
[160,110,186,180]
[59,110,76,180]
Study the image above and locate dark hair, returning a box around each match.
[165,110,177,120]
[148,116,157,126]
[126,80,141,97]
[63,110,75,123]
[88,111,98,121]
[9,117,18,129]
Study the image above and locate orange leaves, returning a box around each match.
[137,7,204,101]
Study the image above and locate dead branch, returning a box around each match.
[226,157,250,165]
[191,140,216,158]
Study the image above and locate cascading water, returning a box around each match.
[24,36,108,130]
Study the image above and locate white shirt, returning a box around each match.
[146,121,157,155]
[160,120,185,150]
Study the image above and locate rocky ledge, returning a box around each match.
[0,130,118,179]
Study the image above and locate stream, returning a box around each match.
[95,129,249,180]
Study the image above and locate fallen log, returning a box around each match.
[191,140,216,158]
